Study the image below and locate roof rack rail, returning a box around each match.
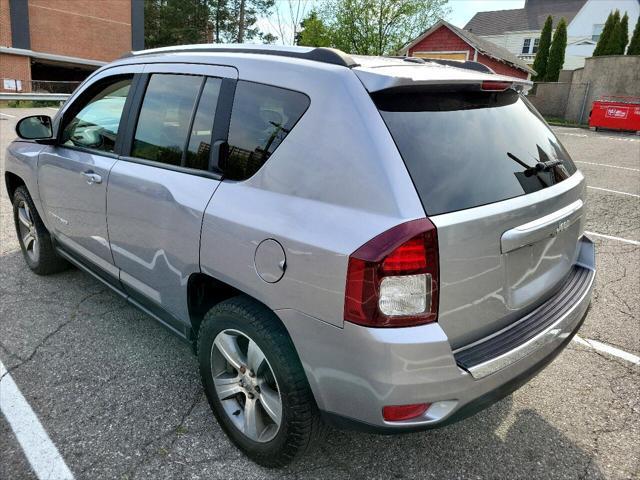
[123,45,360,68]
[387,56,495,74]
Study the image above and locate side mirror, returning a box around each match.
[15,115,54,142]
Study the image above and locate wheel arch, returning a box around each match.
[5,171,26,199]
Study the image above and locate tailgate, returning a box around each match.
[372,85,584,348]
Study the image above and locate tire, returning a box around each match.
[198,296,324,467]
[12,186,68,275]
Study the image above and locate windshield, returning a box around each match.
[374,89,577,216]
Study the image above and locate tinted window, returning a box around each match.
[62,78,131,153]
[375,90,577,216]
[185,78,221,171]
[132,74,202,166]
[223,81,309,180]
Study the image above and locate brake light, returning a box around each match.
[481,80,512,91]
[344,218,439,327]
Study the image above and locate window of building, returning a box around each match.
[222,81,310,180]
[61,77,132,153]
[132,74,202,166]
[185,78,221,171]
[521,38,531,54]
[532,38,540,54]
[592,24,604,42]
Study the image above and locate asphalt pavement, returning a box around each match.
[1,110,638,479]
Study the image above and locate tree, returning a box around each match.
[144,0,276,48]
[297,11,331,47]
[317,0,450,56]
[226,0,276,43]
[618,13,629,53]
[546,17,567,82]
[593,10,617,56]
[628,16,640,54]
[145,0,213,49]
[605,10,623,54]
[532,15,552,81]
[273,0,310,45]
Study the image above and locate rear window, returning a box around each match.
[374,89,577,216]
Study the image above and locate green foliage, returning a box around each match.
[297,11,331,47]
[546,18,567,82]
[604,10,624,54]
[593,10,616,56]
[532,16,553,81]
[6,100,61,108]
[618,13,629,53]
[628,16,640,54]
[312,0,450,56]
[144,0,275,48]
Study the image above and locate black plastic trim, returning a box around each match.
[116,155,223,180]
[209,77,236,174]
[127,46,359,68]
[454,265,594,370]
[119,73,149,157]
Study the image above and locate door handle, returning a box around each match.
[81,171,102,185]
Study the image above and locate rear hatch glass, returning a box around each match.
[373,89,577,216]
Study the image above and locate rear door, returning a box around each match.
[38,66,141,281]
[106,64,237,333]
[373,87,586,348]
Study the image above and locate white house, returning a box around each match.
[464,0,640,71]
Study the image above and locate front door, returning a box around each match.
[106,65,237,333]
[38,73,135,280]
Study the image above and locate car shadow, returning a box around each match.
[0,249,605,479]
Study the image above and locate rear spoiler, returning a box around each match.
[354,64,532,94]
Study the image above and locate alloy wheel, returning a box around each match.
[211,329,282,442]
[17,200,39,262]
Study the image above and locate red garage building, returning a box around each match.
[399,19,535,80]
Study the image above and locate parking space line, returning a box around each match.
[0,360,74,480]
[585,231,640,246]
[0,112,16,118]
[575,161,640,172]
[587,186,640,198]
[574,336,640,365]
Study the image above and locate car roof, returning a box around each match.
[115,44,532,93]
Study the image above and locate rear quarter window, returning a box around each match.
[222,81,310,180]
[374,89,577,216]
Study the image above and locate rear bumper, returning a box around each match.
[277,237,595,431]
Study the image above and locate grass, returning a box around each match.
[544,116,589,128]
[0,100,62,108]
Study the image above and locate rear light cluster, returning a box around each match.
[344,218,439,328]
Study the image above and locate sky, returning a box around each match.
[447,0,524,27]
[260,0,526,45]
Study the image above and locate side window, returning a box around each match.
[185,77,221,170]
[223,81,309,180]
[61,77,131,153]
[131,74,202,166]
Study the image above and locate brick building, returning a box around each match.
[0,0,143,92]
[399,19,535,80]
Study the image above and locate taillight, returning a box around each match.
[344,218,439,327]
[481,80,512,91]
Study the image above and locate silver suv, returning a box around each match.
[6,45,595,467]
